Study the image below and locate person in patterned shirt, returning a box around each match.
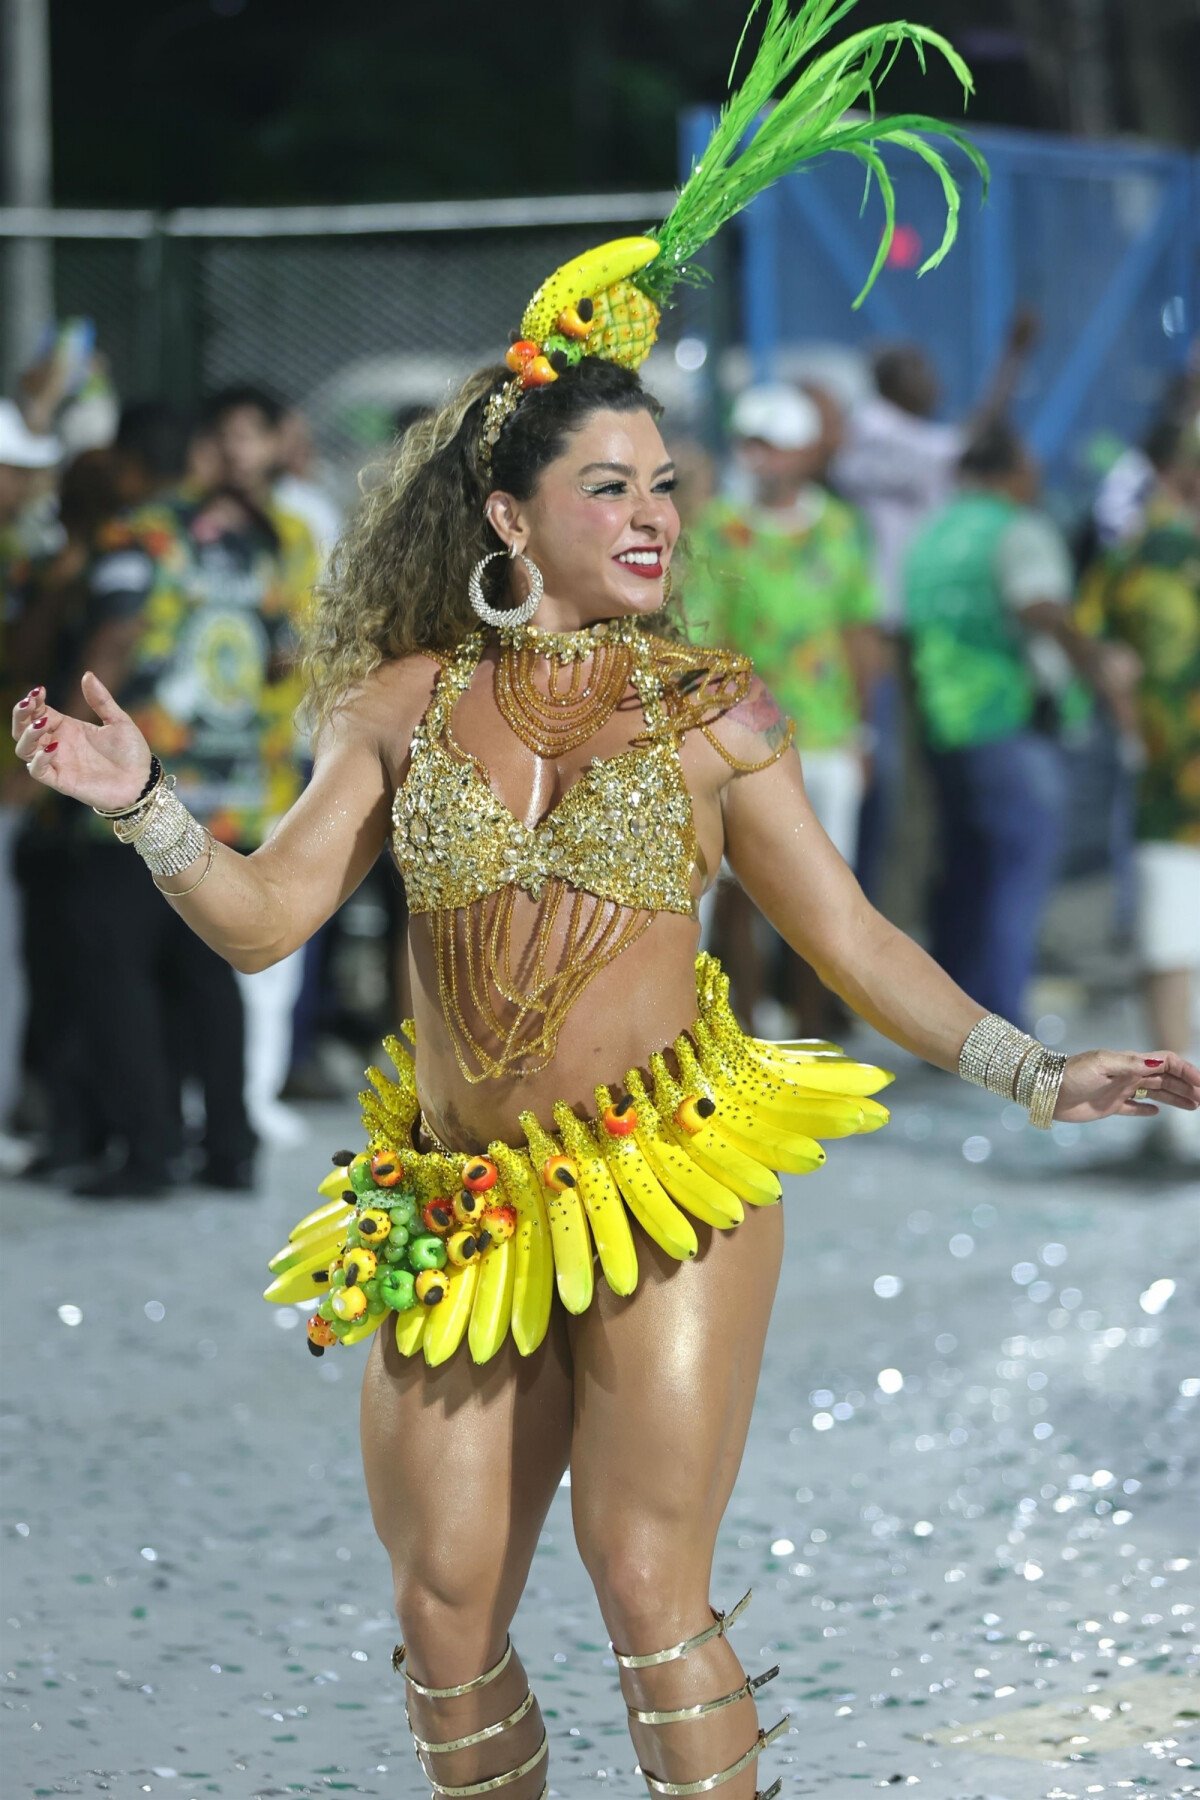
[69,391,320,1196]
[1078,411,1200,1160]
[689,382,880,1032]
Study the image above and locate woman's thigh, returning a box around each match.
[567,1202,785,1636]
[359,1298,575,1657]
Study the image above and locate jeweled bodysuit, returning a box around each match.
[266,623,890,1368]
[392,622,697,1083]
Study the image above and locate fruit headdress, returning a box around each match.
[480,0,987,472]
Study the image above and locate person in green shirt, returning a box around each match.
[904,421,1130,1028]
[1077,412,1200,1160]
[689,382,880,1032]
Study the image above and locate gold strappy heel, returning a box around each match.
[612,1591,788,1800]
[393,1638,549,1798]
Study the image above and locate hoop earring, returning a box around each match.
[468,546,543,630]
[662,565,673,605]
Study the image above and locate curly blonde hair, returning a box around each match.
[302,359,686,734]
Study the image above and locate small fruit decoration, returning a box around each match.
[483,0,984,426]
[268,1144,527,1357]
[500,240,664,397]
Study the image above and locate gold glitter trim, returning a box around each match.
[479,378,525,481]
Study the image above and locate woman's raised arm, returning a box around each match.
[712,678,1200,1124]
[12,666,411,974]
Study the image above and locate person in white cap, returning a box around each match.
[690,380,880,1034]
[0,399,62,1169]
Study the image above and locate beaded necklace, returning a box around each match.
[493,618,637,759]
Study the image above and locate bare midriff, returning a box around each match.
[407,904,705,1153]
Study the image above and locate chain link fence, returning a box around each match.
[2,196,730,497]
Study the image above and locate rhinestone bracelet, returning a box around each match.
[958,1014,1067,1127]
[1028,1050,1068,1131]
[958,1014,1037,1100]
[110,780,208,878]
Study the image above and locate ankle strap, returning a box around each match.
[613,1588,752,1669]
[393,1636,513,1697]
[640,1715,788,1796]
[411,1687,536,1756]
[629,1662,778,1726]
[424,1731,548,1797]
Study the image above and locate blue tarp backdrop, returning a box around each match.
[684,112,1199,507]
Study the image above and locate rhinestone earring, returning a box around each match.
[467,545,543,630]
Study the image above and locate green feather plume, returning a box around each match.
[639,0,989,310]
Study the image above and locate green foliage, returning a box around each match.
[639,0,989,309]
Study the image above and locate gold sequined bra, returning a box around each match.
[391,625,699,1082]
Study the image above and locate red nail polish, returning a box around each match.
[17,697,30,709]
[29,686,42,699]
[1145,1058,1164,1067]
[31,715,47,730]
[43,740,59,752]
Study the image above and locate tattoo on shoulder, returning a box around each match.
[725,683,787,744]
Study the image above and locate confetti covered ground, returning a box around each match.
[2,1007,1197,1799]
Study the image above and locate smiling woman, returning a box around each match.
[13,3,1200,1797]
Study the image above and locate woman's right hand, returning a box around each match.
[11,671,153,812]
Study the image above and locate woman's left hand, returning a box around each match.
[1055,1050,1200,1123]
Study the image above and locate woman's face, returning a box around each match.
[496,407,680,629]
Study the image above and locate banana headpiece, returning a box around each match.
[480,0,987,476]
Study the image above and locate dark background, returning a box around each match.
[53,0,1200,210]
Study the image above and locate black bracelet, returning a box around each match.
[134,755,163,804]
[92,755,163,820]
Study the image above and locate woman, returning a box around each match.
[13,9,1200,1800]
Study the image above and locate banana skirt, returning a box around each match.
[264,953,893,1368]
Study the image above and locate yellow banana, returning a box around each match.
[685,1031,834,1164]
[623,1070,743,1228]
[424,1258,480,1367]
[271,1200,353,1263]
[521,237,661,341]
[340,1309,387,1348]
[694,1020,889,1138]
[749,1086,890,1136]
[724,1084,873,1140]
[289,1202,352,1245]
[394,1306,428,1358]
[552,1104,639,1297]
[263,1239,342,1304]
[519,1111,594,1316]
[594,1085,698,1261]
[696,961,893,1097]
[268,1222,347,1275]
[314,1173,352,1202]
[649,1051,782,1206]
[468,1233,516,1365]
[745,1042,895,1096]
[491,1143,554,1357]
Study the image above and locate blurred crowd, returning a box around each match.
[687,329,1200,1165]
[1,322,1198,1192]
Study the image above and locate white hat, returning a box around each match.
[0,399,61,469]
[730,383,822,450]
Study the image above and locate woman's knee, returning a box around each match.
[393,1572,513,1686]
[576,1519,710,1646]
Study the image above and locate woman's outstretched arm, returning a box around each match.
[11,666,420,973]
[710,679,1200,1124]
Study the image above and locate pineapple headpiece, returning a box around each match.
[480,0,987,478]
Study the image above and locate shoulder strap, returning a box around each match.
[422,633,483,736]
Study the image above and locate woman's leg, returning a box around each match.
[569,1206,787,1800]
[360,1303,575,1798]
